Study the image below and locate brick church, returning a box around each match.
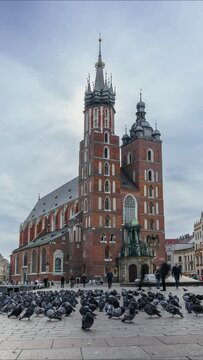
[10,38,166,284]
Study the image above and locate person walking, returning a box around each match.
[70,274,75,289]
[172,263,182,289]
[138,264,147,290]
[81,273,87,288]
[155,266,161,289]
[160,261,170,291]
[106,271,113,289]
[60,275,65,288]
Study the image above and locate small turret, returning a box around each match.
[122,125,130,145]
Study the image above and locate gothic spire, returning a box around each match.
[94,35,105,91]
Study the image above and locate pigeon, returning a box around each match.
[166,304,183,318]
[46,308,62,321]
[144,303,162,318]
[191,303,203,316]
[34,306,45,317]
[8,305,23,318]
[81,311,95,330]
[108,306,125,319]
[121,306,138,322]
[19,306,35,320]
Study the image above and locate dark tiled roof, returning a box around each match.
[12,227,70,253]
[120,168,138,190]
[24,177,79,224]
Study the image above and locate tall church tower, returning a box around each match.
[79,38,122,277]
[121,92,166,263]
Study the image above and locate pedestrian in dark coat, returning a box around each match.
[60,275,65,288]
[81,274,87,288]
[172,264,182,289]
[106,271,113,289]
[160,261,170,291]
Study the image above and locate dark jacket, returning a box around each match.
[172,265,181,278]
[160,262,170,277]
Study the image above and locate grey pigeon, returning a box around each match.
[166,304,183,318]
[144,303,162,318]
[121,306,138,322]
[81,311,95,330]
[19,306,35,320]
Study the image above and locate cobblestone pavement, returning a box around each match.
[1,284,203,359]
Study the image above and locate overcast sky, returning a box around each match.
[0,1,203,260]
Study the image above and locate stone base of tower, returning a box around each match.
[118,256,155,283]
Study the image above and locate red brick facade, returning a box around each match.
[10,40,166,284]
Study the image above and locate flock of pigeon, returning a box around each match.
[1,287,203,330]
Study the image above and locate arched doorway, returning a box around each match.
[129,264,137,282]
[142,263,149,275]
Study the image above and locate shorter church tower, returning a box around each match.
[121,92,166,267]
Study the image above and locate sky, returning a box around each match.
[0,0,203,260]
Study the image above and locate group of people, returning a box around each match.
[155,262,182,291]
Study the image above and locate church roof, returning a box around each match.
[12,227,70,253]
[24,176,79,224]
[120,168,138,190]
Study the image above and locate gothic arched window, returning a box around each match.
[94,108,98,128]
[15,255,19,274]
[105,197,111,210]
[104,179,110,193]
[54,257,62,272]
[104,147,109,159]
[104,132,109,144]
[148,185,153,197]
[31,250,37,273]
[105,215,110,227]
[23,252,28,266]
[104,162,110,176]
[41,248,47,272]
[105,246,110,259]
[123,195,137,224]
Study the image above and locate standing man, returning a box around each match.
[172,263,182,289]
[155,266,161,289]
[106,270,113,289]
[81,273,87,288]
[60,275,65,288]
[160,261,170,291]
